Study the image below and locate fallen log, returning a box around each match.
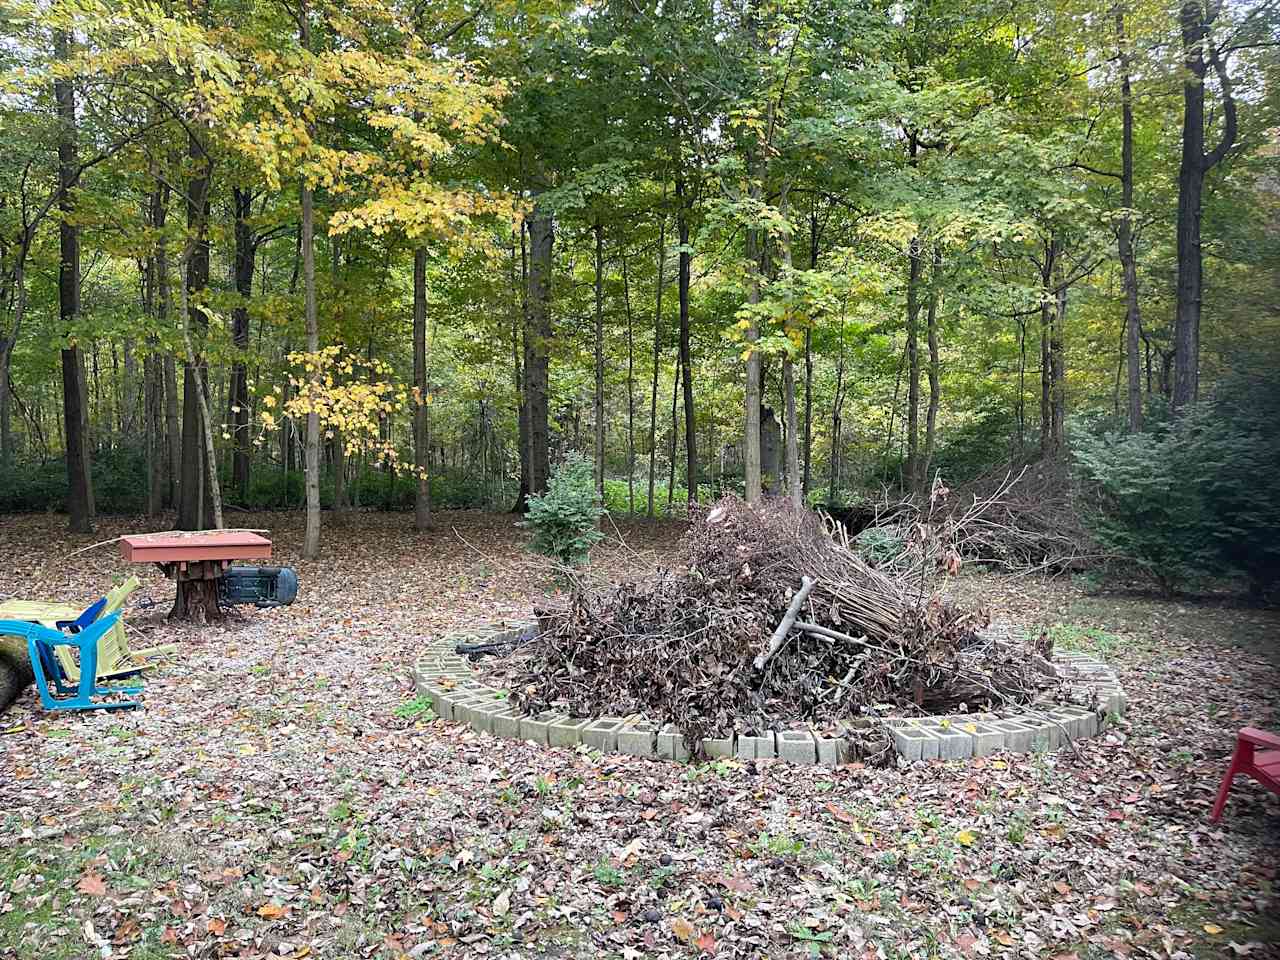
[0,638,33,714]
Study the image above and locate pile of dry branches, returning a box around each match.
[846,465,1100,576]
[488,496,1063,756]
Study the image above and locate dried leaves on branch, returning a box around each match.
[491,496,1068,753]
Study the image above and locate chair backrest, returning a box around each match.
[65,597,107,632]
[103,577,141,616]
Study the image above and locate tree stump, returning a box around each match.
[0,639,34,714]
[168,560,224,623]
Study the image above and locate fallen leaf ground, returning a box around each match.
[0,510,1276,960]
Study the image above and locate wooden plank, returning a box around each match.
[120,532,272,565]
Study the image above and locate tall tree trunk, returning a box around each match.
[593,219,605,501]
[177,125,213,531]
[122,339,137,439]
[622,251,636,515]
[301,177,320,556]
[1174,1,1235,412]
[904,236,923,492]
[299,8,321,558]
[145,351,164,516]
[828,323,846,505]
[676,180,697,505]
[647,217,665,517]
[802,207,819,497]
[0,338,11,473]
[413,246,431,530]
[743,153,763,503]
[513,223,530,511]
[1116,7,1143,432]
[164,353,179,507]
[230,186,254,501]
[668,350,679,509]
[1039,237,1058,459]
[922,246,942,482]
[524,203,553,496]
[778,188,800,506]
[1051,261,1067,452]
[55,30,94,534]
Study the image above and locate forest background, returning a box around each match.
[1,0,1278,591]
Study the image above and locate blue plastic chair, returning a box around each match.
[0,613,142,711]
[55,596,107,634]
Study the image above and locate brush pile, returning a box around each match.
[944,463,1098,570]
[846,466,1098,577]
[489,496,1063,756]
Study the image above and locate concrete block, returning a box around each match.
[428,688,455,722]
[548,716,593,749]
[1049,706,1092,740]
[658,724,692,763]
[776,729,818,765]
[736,732,776,761]
[582,717,626,753]
[1020,713,1060,752]
[469,699,512,735]
[992,719,1035,753]
[921,722,973,761]
[616,720,658,757]
[414,668,457,684]
[701,733,736,760]
[490,708,522,740]
[518,711,557,746]
[815,734,849,768]
[450,694,493,729]
[891,721,940,762]
[955,720,1005,757]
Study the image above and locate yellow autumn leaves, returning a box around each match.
[240,347,426,477]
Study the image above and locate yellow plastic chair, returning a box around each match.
[0,577,174,683]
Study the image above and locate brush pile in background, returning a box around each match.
[488,496,1065,757]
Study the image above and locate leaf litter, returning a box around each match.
[0,509,1275,959]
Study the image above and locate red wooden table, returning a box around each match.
[120,532,272,622]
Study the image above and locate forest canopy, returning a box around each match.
[1,0,1278,571]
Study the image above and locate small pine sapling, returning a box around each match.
[526,453,606,566]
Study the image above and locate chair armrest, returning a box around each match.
[1240,727,1280,750]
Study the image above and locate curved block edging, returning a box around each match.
[412,626,1127,766]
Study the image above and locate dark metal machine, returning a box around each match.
[218,566,299,609]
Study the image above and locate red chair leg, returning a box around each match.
[1211,740,1251,822]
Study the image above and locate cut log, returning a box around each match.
[754,576,815,671]
[0,641,34,713]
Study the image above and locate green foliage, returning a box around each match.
[526,454,605,567]
[929,403,1021,486]
[854,525,907,568]
[1072,371,1280,597]
[1071,425,1210,594]
[393,696,436,721]
[0,450,148,516]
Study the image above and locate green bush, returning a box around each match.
[526,453,605,566]
[1072,371,1280,597]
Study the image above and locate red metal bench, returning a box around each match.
[1211,727,1280,821]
